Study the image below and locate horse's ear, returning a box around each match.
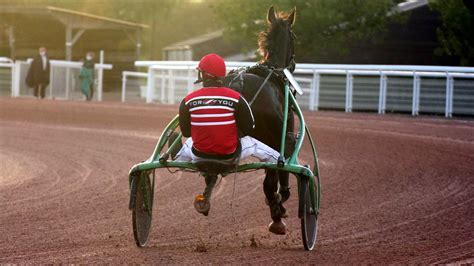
[288,7,296,26]
[267,6,276,24]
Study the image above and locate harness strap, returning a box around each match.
[249,69,273,106]
[227,68,245,93]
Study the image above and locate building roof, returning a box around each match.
[0,5,149,30]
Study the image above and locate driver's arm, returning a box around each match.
[178,99,191,137]
[235,96,255,136]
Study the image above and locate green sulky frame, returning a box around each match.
[128,82,321,216]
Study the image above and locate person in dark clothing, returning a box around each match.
[25,47,50,99]
[174,54,280,215]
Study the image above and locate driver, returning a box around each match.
[174,53,280,216]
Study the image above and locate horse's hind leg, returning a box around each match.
[263,169,281,218]
[264,171,290,213]
[264,169,287,235]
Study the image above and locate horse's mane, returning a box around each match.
[258,11,293,61]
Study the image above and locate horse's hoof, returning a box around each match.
[194,194,210,216]
[268,220,287,235]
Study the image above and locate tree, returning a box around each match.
[213,0,401,62]
[430,0,474,66]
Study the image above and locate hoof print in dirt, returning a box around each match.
[250,235,258,248]
[195,243,208,253]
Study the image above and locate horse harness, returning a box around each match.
[226,64,289,107]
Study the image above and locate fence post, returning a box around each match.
[315,73,320,111]
[446,75,454,117]
[97,50,104,101]
[309,70,320,111]
[169,70,175,104]
[65,68,70,100]
[449,77,454,117]
[146,67,154,103]
[121,72,127,103]
[10,61,16,97]
[9,61,14,97]
[382,74,387,114]
[15,61,22,97]
[412,72,420,116]
[49,63,53,98]
[378,72,387,114]
[345,71,353,112]
[416,76,420,115]
[160,70,166,103]
[445,73,450,117]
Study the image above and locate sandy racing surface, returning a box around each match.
[1,97,473,264]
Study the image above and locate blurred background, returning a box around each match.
[1,0,473,62]
[0,0,473,114]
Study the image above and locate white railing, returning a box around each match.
[136,61,474,117]
[4,51,112,101]
[0,57,16,97]
[121,71,148,102]
[45,59,113,101]
[137,61,255,104]
[296,68,474,116]
[146,65,198,104]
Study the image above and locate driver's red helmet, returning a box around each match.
[197,53,226,79]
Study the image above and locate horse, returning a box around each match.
[223,6,297,234]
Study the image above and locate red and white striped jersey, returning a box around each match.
[179,87,254,158]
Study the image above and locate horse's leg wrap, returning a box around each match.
[203,173,218,200]
[279,186,291,204]
[264,169,282,221]
[269,199,283,221]
[278,182,289,218]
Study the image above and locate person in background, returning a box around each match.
[25,46,50,99]
[79,52,95,101]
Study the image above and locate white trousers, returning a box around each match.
[174,136,279,163]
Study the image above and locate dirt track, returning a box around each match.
[1,97,473,264]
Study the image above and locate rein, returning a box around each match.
[249,69,273,106]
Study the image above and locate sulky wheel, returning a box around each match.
[131,171,153,247]
[299,175,319,251]
[299,125,321,251]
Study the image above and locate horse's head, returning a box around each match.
[258,6,296,71]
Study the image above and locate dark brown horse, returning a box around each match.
[223,6,296,234]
